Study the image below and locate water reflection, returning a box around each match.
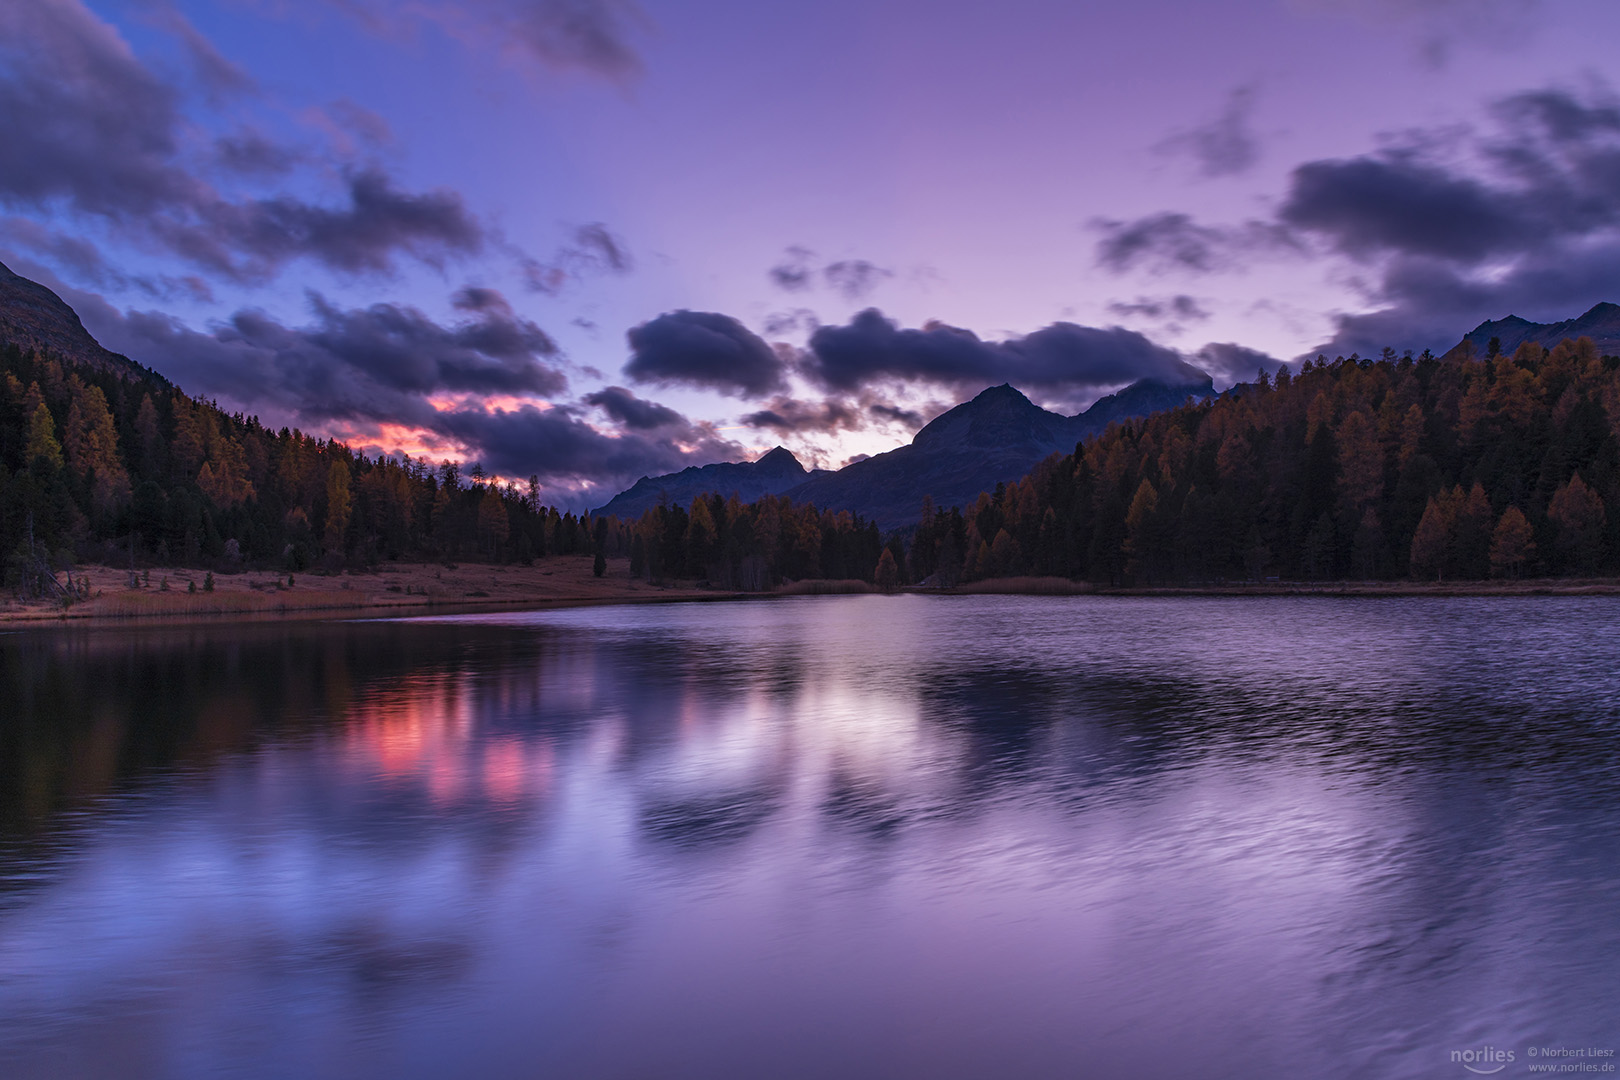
[0,596,1618,1079]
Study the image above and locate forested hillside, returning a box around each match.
[0,328,892,595]
[7,275,1619,595]
[0,340,601,583]
[907,339,1620,585]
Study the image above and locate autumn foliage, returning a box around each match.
[0,342,602,581]
[899,337,1620,584]
[6,325,1620,594]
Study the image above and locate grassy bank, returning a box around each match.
[7,562,1619,627]
[0,556,735,626]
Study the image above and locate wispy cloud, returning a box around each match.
[1154,84,1261,178]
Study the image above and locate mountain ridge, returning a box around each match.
[594,443,814,519]
[779,378,1213,529]
[595,377,1215,528]
[1456,302,1620,358]
[0,260,161,384]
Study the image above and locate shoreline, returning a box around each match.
[934,575,1620,598]
[935,575,1620,598]
[5,562,1618,630]
[0,556,746,629]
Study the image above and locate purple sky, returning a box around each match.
[4,0,1620,505]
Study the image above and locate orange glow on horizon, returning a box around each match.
[320,421,466,462]
[425,393,552,414]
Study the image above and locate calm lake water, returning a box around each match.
[1,595,1617,1079]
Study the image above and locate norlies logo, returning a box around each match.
[1454,1046,1517,1074]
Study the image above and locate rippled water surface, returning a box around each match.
[2,595,1618,1079]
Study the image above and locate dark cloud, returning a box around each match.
[0,0,190,218]
[1288,85,1620,355]
[331,0,644,81]
[868,401,924,427]
[302,292,561,400]
[1314,242,1620,358]
[1280,86,1620,265]
[0,0,485,281]
[584,385,687,430]
[176,169,485,280]
[801,308,1211,405]
[80,286,564,430]
[66,278,739,502]
[1193,342,1281,383]
[739,390,927,437]
[625,310,788,398]
[432,403,741,492]
[1092,213,1292,275]
[1279,158,1534,261]
[1093,214,1224,273]
[522,222,632,294]
[740,396,864,436]
[1154,84,1260,178]
[1096,84,1620,358]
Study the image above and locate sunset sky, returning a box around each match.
[4,0,1620,505]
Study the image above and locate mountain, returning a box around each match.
[780,378,1213,530]
[594,445,812,518]
[1456,302,1620,358]
[0,260,159,383]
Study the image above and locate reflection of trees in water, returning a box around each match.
[8,599,1620,866]
[269,919,475,998]
[0,622,573,837]
[639,788,781,850]
[820,772,908,837]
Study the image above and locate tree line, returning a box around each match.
[6,328,1619,594]
[905,337,1620,585]
[616,336,1620,589]
[0,341,601,586]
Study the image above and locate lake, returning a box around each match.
[1,595,1617,1079]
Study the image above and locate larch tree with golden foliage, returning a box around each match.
[1489,506,1536,579]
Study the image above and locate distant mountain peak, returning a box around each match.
[593,444,808,517]
[780,375,1215,529]
[756,445,800,467]
[1459,301,1620,357]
